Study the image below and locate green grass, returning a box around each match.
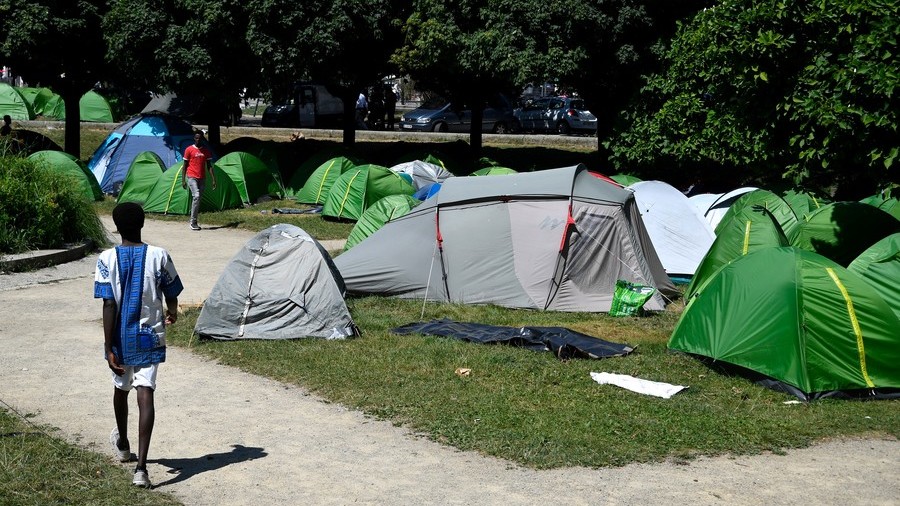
[0,408,181,505]
[166,298,899,469]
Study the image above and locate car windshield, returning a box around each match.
[420,97,448,110]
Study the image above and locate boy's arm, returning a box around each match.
[165,296,179,324]
[181,159,189,188]
[102,299,125,375]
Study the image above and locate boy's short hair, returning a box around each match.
[112,202,145,234]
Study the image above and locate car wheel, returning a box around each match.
[433,122,448,133]
[557,121,571,135]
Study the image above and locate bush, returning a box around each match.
[0,155,108,254]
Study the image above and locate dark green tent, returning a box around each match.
[0,84,34,120]
[788,202,900,267]
[117,151,166,205]
[670,247,900,400]
[215,151,284,205]
[143,163,243,215]
[848,233,900,319]
[27,150,102,201]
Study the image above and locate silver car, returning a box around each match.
[514,97,597,135]
[399,95,518,134]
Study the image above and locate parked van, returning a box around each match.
[261,83,344,128]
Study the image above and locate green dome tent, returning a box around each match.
[27,150,102,201]
[860,189,899,220]
[117,152,167,205]
[781,189,829,221]
[18,87,55,117]
[714,189,798,237]
[287,147,362,198]
[788,202,900,267]
[848,233,900,319]
[142,162,243,215]
[344,194,421,251]
[322,164,416,221]
[214,151,285,205]
[294,156,358,204]
[0,83,35,120]
[222,137,283,182]
[669,247,900,400]
[684,206,790,299]
[79,90,117,122]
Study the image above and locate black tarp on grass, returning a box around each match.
[392,319,634,360]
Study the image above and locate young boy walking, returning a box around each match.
[94,202,183,487]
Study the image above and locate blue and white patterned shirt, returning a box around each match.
[94,244,183,366]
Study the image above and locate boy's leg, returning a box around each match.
[135,386,155,470]
[113,388,129,440]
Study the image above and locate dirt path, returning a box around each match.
[1,217,897,505]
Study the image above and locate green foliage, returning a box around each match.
[0,409,181,505]
[0,156,108,253]
[608,0,899,196]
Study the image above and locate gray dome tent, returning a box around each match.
[196,224,358,340]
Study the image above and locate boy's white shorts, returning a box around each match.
[112,363,158,391]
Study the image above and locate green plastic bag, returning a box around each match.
[609,280,656,317]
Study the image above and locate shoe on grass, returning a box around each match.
[109,427,131,462]
[133,468,152,488]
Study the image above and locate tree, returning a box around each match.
[0,0,110,158]
[392,0,524,161]
[104,0,258,146]
[607,0,899,196]
[246,0,410,146]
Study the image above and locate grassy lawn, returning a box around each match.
[0,409,180,505]
[6,124,897,482]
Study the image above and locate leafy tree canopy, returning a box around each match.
[607,0,899,197]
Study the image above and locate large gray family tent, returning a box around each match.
[334,165,676,312]
[195,224,359,340]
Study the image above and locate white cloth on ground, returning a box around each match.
[590,371,687,399]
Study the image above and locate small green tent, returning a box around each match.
[860,189,899,220]
[214,151,284,205]
[714,189,798,237]
[684,206,790,299]
[781,189,829,221]
[27,150,102,201]
[142,163,243,215]
[322,164,416,221]
[344,194,421,251]
[287,147,361,198]
[0,84,35,120]
[788,201,900,267]
[848,233,900,319]
[294,156,358,204]
[79,90,117,122]
[18,87,55,117]
[42,93,66,119]
[670,247,900,400]
[117,152,166,204]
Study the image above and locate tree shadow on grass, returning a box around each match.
[152,444,267,487]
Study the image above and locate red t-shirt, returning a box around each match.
[184,144,213,179]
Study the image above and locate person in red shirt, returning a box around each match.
[180,131,217,231]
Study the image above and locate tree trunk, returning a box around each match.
[341,92,358,147]
[61,86,81,159]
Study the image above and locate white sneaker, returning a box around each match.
[109,427,131,462]
[189,222,202,231]
[132,468,152,488]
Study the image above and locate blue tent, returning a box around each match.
[88,113,200,195]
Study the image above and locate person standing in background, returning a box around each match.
[181,131,216,231]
